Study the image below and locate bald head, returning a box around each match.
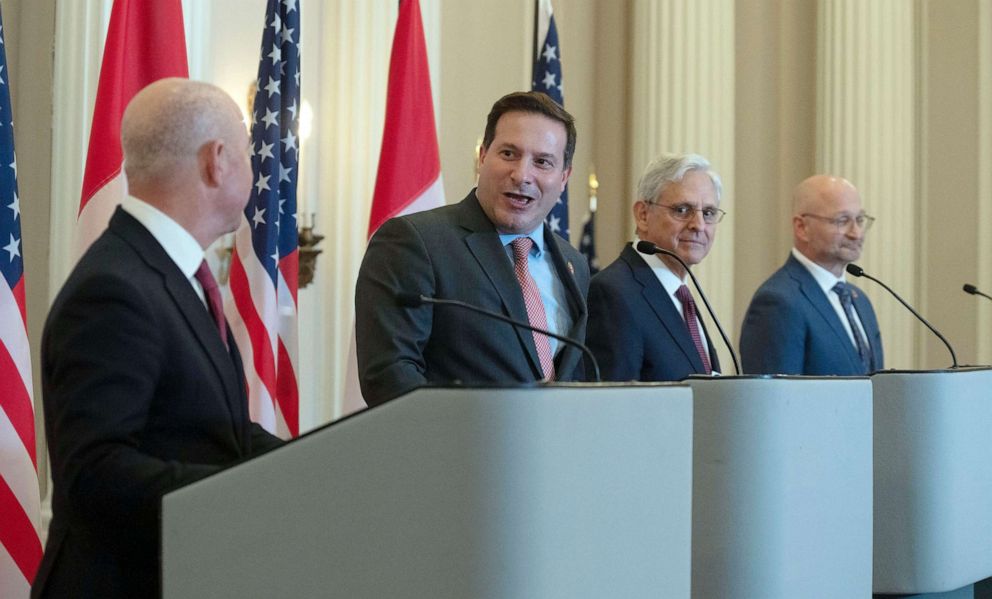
[792,174,867,276]
[121,78,253,248]
[792,175,860,216]
[122,78,245,191]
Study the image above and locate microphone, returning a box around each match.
[635,240,741,375]
[396,292,601,382]
[846,263,958,368]
[963,283,992,302]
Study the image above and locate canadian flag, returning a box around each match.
[342,0,444,415]
[74,0,189,257]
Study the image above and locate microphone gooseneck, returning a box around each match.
[846,263,958,368]
[635,240,741,375]
[396,292,601,383]
[963,283,992,301]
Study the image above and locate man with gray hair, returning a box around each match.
[585,153,725,381]
[34,78,283,599]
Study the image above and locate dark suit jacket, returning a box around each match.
[585,243,720,382]
[33,208,282,599]
[355,190,590,406]
[740,253,884,375]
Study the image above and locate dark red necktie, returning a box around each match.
[675,284,711,373]
[195,260,228,349]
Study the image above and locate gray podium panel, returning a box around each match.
[873,368,992,595]
[162,385,693,598]
[688,377,874,599]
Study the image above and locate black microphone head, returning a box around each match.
[635,240,659,255]
[964,284,979,295]
[845,263,864,277]
[396,292,424,308]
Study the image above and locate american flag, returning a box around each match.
[578,212,599,275]
[226,0,300,439]
[0,8,42,596]
[532,0,569,240]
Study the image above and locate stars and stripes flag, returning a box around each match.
[226,0,301,439]
[0,8,42,596]
[74,0,188,258]
[342,0,444,414]
[578,214,599,275]
[532,0,569,240]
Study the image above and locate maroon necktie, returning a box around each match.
[510,238,556,380]
[675,284,711,373]
[195,260,228,349]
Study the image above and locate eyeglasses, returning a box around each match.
[801,212,875,231]
[646,202,726,224]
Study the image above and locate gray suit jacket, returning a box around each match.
[356,190,590,406]
[740,253,884,375]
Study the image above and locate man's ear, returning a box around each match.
[559,164,572,192]
[793,214,808,242]
[199,140,224,188]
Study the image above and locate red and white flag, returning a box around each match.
[0,6,41,595]
[343,0,444,415]
[74,0,188,257]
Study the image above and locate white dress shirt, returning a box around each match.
[121,196,209,308]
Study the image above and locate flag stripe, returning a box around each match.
[229,246,279,408]
[0,347,33,465]
[0,472,41,585]
[226,0,300,439]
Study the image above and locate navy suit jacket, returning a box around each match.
[740,253,884,375]
[585,243,720,381]
[34,208,282,599]
[356,190,590,406]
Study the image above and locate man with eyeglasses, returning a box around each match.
[740,174,884,375]
[585,153,724,381]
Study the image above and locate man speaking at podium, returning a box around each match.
[34,79,283,599]
[356,92,589,407]
[740,174,884,375]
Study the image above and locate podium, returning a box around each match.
[686,376,874,599]
[872,367,992,596]
[161,385,694,598]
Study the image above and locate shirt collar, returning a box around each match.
[791,247,846,295]
[121,195,205,279]
[633,236,688,295]
[499,225,546,256]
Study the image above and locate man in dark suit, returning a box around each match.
[33,79,283,599]
[586,153,724,381]
[356,92,589,406]
[740,174,883,375]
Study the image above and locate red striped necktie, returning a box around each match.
[510,238,556,380]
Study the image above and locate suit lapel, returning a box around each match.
[110,209,244,442]
[622,245,706,372]
[851,287,882,370]
[785,255,863,370]
[458,194,544,378]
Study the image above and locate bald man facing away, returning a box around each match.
[740,175,884,375]
[33,79,283,599]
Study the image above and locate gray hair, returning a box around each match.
[122,79,241,186]
[636,153,723,205]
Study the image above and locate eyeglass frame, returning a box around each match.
[644,201,726,224]
[800,212,875,231]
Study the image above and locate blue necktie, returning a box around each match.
[833,282,872,373]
